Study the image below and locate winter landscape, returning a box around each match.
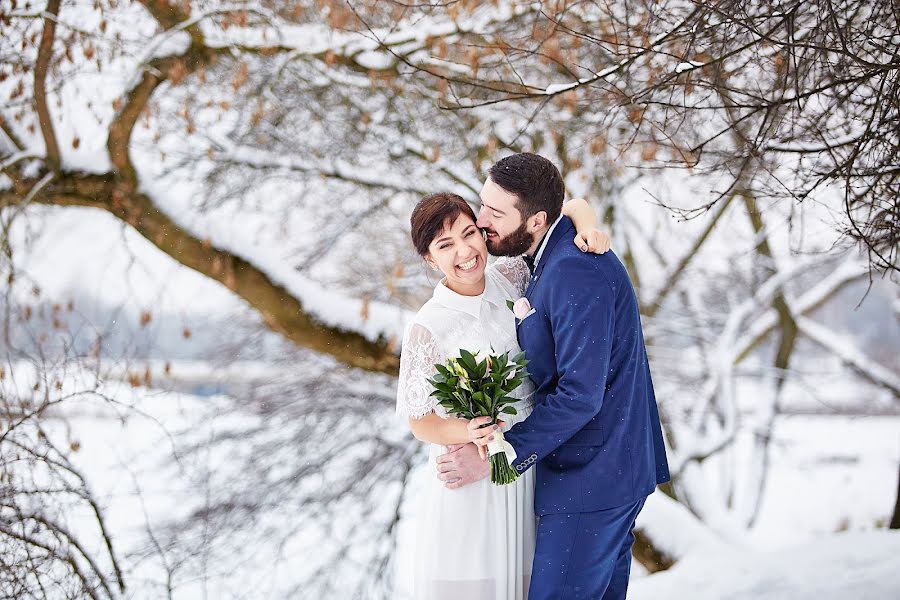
[1,1,898,599]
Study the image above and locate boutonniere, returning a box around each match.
[506,297,536,325]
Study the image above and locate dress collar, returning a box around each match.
[432,273,503,318]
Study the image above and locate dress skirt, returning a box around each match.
[410,401,536,600]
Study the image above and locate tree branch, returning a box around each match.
[1,174,401,375]
[33,0,62,171]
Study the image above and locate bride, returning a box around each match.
[396,191,609,600]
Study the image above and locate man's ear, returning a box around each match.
[527,210,548,233]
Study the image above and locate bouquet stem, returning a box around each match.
[489,453,519,485]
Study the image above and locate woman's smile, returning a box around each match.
[457,256,479,273]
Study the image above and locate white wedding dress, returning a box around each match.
[396,256,536,600]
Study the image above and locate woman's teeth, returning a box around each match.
[457,257,478,271]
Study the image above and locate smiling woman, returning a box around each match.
[411,192,489,297]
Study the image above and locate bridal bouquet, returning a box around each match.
[428,349,529,485]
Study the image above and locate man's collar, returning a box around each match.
[524,215,563,274]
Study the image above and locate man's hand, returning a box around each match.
[436,443,490,489]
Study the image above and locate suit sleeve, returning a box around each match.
[505,258,615,472]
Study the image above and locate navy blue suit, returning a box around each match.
[505,216,669,599]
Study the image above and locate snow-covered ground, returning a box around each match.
[56,369,897,599]
[631,529,900,600]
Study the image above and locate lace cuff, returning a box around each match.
[396,323,446,419]
[492,255,530,297]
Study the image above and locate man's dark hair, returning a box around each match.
[487,153,565,223]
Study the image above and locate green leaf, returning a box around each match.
[501,406,518,415]
[475,358,487,379]
[506,299,515,311]
[505,377,523,390]
[459,349,478,374]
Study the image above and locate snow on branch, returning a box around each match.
[796,316,900,397]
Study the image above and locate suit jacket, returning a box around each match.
[505,216,670,515]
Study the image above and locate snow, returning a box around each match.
[4,3,899,597]
[674,61,704,74]
[395,410,898,599]
[796,315,900,394]
[135,173,413,345]
[544,82,578,95]
[635,493,736,559]
[631,530,900,600]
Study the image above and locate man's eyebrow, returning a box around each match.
[480,200,505,215]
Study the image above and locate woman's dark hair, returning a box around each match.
[410,192,477,256]
[487,152,565,223]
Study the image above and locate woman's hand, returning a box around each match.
[563,198,611,254]
[466,416,505,460]
[574,229,611,254]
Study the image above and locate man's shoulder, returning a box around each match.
[545,243,624,284]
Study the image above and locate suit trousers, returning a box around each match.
[528,497,647,600]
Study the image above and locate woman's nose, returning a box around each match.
[459,244,478,259]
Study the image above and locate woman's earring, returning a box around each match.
[428,262,439,271]
[482,230,488,240]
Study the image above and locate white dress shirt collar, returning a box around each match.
[531,215,564,271]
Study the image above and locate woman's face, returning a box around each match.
[426,213,488,295]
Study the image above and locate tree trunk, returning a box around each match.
[890,461,900,529]
[632,529,675,573]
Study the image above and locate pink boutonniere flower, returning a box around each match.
[506,297,536,324]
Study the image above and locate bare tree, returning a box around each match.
[1,1,898,596]
[350,0,899,273]
[1,0,402,374]
[0,294,127,598]
[344,0,900,529]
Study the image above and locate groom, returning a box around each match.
[436,153,670,599]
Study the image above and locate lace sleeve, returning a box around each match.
[396,322,446,419]
[492,255,530,296]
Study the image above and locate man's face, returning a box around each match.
[476,177,535,257]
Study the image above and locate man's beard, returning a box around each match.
[484,221,534,257]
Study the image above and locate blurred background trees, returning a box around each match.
[1,1,898,598]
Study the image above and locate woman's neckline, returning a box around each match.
[440,276,486,298]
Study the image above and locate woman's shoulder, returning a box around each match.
[406,295,453,335]
[487,256,529,298]
[490,255,527,274]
